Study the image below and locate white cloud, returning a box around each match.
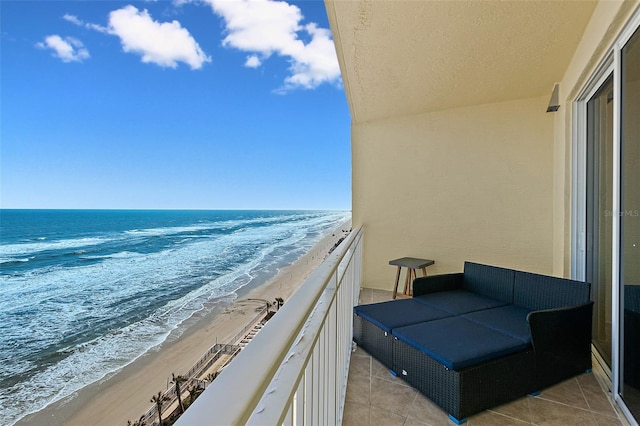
[204,0,340,91]
[207,0,302,56]
[172,0,195,6]
[245,55,261,68]
[87,22,109,33]
[107,6,211,69]
[63,13,108,33]
[281,23,341,91]
[36,35,90,63]
[62,14,83,26]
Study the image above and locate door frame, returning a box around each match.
[572,6,640,424]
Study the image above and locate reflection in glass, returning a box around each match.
[621,26,640,420]
[586,76,614,366]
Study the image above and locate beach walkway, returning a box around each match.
[137,302,274,426]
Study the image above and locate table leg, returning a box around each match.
[421,267,428,277]
[392,266,401,299]
[409,268,417,296]
[403,268,410,296]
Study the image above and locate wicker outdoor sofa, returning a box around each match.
[353,261,593,424]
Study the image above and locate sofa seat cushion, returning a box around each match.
[354,299,452,333]
[393,317,531,370]
[462,305,533,343]
[414,290,507,315]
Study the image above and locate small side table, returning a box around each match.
[389,257,435,299]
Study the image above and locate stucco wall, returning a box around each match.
[353,96,554,289]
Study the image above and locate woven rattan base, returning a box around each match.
[353,313,394,370]
[393,337,536,421]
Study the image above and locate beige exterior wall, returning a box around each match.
[353,96,555,290]
[347,0,639,290]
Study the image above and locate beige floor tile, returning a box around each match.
[369,289,394,303]
[346,370,371,406]
[343,401,371,426]
[349,352,371,377]
[468,410,530,425]
[359,290,373,305]
[370,405,406,426]
[371,357,409,387]
[526,397,601,425]
[403,418,433,426]
[405,392,451,425]
[490,394,535,422]
[591,411,623,425]
[538,377,590,410]
[576,373,619,418]
[370,376,418,416]
[352,345,371,358]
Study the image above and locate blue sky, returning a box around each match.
[0,0,351,210]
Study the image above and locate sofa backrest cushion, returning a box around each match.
[463,261,515,303]
[354,299,452,333]
[513,271,591,311]
[414,290,507,316]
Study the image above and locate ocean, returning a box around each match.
[0,209,350,425]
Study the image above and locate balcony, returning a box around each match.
[177,228,628,425]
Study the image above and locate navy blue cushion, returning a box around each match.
[463,262,515,303]
[354,299,452,333]
[414,290,507,315]
[393,317,531,370]
[462,305,533,343]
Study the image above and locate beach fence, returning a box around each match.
[227,303,270,347]
[187,343,241,380]
[140,304,270,425]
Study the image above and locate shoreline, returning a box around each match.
[17,219,352,426]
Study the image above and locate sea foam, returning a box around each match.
[0,210,350,425]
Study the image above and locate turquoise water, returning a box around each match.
[0,209,350,424]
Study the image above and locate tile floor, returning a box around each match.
[344,289,630,426]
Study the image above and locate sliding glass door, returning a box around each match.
[620,25,640,421]
[576,11,640,425]
[586,76,614,367]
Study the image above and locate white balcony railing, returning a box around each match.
[177,226,363,425]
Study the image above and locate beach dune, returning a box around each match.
[18,220,351,426]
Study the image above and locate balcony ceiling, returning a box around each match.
[325,0,598,124]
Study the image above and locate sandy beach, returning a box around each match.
[18,219,351,426]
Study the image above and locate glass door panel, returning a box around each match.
[586,76,614,366]
[621,25,640,420]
